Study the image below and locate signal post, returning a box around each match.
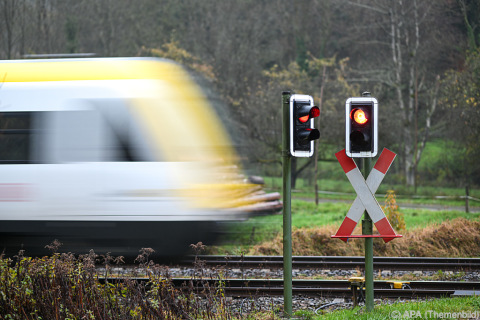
[347,93,378,311]
[333,92,401,312]
[282,92,320,318]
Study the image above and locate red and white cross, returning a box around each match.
[333,148,400,243]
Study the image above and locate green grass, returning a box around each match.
[264,176,480,208]
[403,208,480,228]
[310,296,480,319]
[218,201,349,249]
[217,199,480,252]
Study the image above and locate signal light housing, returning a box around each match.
[290,94,320,157]
[346,97,378,158]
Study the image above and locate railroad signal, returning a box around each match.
[345,97,378,158]
[289,94,320,157]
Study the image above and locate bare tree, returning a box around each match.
[344,0,462,186]
[0,0,20,59]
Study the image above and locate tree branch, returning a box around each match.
[346,1,388,14]
[415,75,440,165]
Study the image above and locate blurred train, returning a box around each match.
[0,57,280,259]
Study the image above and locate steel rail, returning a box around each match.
[181,255,480,271]
[98,277,480,299]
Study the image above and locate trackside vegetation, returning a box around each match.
[247,217,480,257]
[302,296,480,320]
[1,247,479,319]
[0,248,237,320]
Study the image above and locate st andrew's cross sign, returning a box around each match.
[332,148,402,243]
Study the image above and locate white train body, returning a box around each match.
[0,58,254,257]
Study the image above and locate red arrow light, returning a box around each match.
[299,115,310,123]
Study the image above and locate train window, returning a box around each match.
[0,103,158,164]
[40,106,152,163]
[42,110,106,163]
[0,112,32,164]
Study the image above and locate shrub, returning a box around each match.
[0,245,233,320]
[382,190,406,232]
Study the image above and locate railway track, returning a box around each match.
[180,255,480,271]
[99,255,480,300]
[170,278,480,298]
[99,277,480,299]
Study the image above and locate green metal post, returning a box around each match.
[282,91,293,318]
[362,157,374,311]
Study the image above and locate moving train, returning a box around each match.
[0,57,279,259]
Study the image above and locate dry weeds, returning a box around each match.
[0,245,236,319]
[249,218,480,257]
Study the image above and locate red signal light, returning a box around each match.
[298,106,320,123]
[310,107,320,118]
[350,109,368,125]
[299,115,309,123]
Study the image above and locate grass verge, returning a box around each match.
[248,218,480,257]
[311,296,480,319]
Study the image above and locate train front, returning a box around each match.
[119,58,268,258]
